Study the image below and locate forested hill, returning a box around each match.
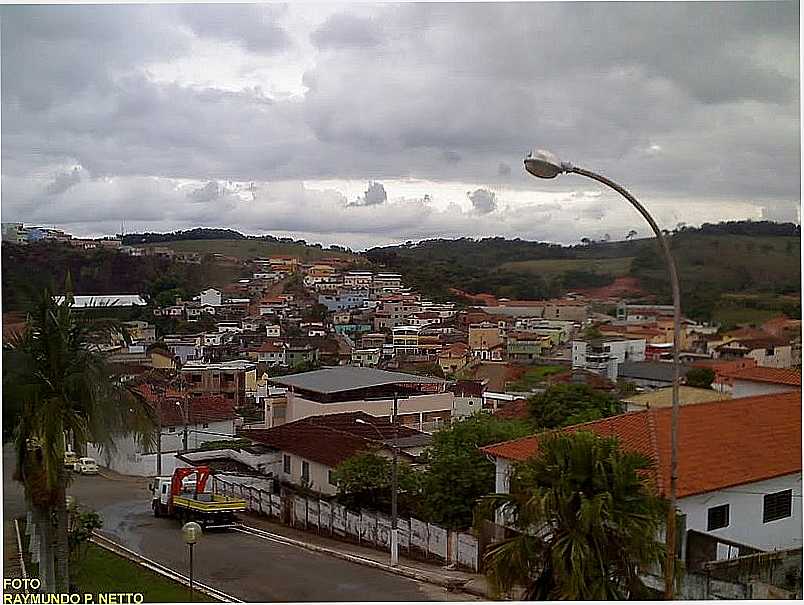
[1,242,242,313]
[365,221,801,323]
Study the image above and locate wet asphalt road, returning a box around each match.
[3,446,473,602]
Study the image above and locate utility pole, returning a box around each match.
[390,391,399,567]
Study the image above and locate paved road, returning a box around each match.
[3,446,474,601]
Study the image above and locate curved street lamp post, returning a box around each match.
[524,150,681,599]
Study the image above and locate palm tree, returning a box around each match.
[478,431,667,600]
[3,287,155,592]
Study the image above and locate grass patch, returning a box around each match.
[73,544,215,602]
[508,365,566,391]
[498,257,634,276]
[711,306,781,329]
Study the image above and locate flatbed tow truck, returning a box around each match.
[151,466,247,527]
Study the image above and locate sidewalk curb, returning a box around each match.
[237,524,488,598]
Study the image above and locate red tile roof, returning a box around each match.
[723,366,801,386]
[243,412,424,468]
[131,384,237,426]
[481,391,801,498]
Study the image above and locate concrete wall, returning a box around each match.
[748,346,793,369]
[678,473,802,551]
[87,418,237,476]
[731,380,798,399]
[286,392,455,424]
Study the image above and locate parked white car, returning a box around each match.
[73,457,99,475]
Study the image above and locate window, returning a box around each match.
[707,504,730,530]
[763,489,793,523]
[328,470,336,486]
[302,461,310,482]
[283,454,291,474]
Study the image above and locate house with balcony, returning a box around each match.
[571,337,646,380]
[392,325,421,357]
[180,359,257,405]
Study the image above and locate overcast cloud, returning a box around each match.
[1,2,799,248]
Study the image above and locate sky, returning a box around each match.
[1,1,800,250]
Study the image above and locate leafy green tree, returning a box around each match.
[528,384,622,429]
[419,414,532,528]
[479,431,667,600]
[331,451,422,514]
[685,367,716,389]
[3,288,155,592]
[583,325,603,340]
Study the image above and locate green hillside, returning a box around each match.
[134,239,357,261]
[365,221,801,323]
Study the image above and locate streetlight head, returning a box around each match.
[355,418,368,425]
[524,149,569,179]
[182,521,202,544]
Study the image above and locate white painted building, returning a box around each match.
[572,337,646,379]
[199,288,222,307]
[483,391,802,556]
[722,367,801,399]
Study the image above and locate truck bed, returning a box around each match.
[173,493,247,513]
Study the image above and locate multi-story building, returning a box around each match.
[571,337,646,379]
[469,321,506,360]
[392,325,420,356]
[267,367,454,432]
[373,294,422,331]
[506,331,551,363]
[180,359,257,405]
[351,348,381,367]
[371,272,403,295]
[343,270,373,289]
[318,290,369,312]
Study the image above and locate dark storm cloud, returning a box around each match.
[311,13,382,49]
[178,4,292,54]
[0,2,799,243]
[45,167,83,195]
[351,181,388,206]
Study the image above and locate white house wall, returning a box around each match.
[492,459,801,554]
[678,473,802,551]
[87,419,237,477]
[731,380,797,399]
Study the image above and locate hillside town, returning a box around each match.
[4,226,800,600]
[2,2,800,603]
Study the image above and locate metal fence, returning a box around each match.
[213,477,480,571]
